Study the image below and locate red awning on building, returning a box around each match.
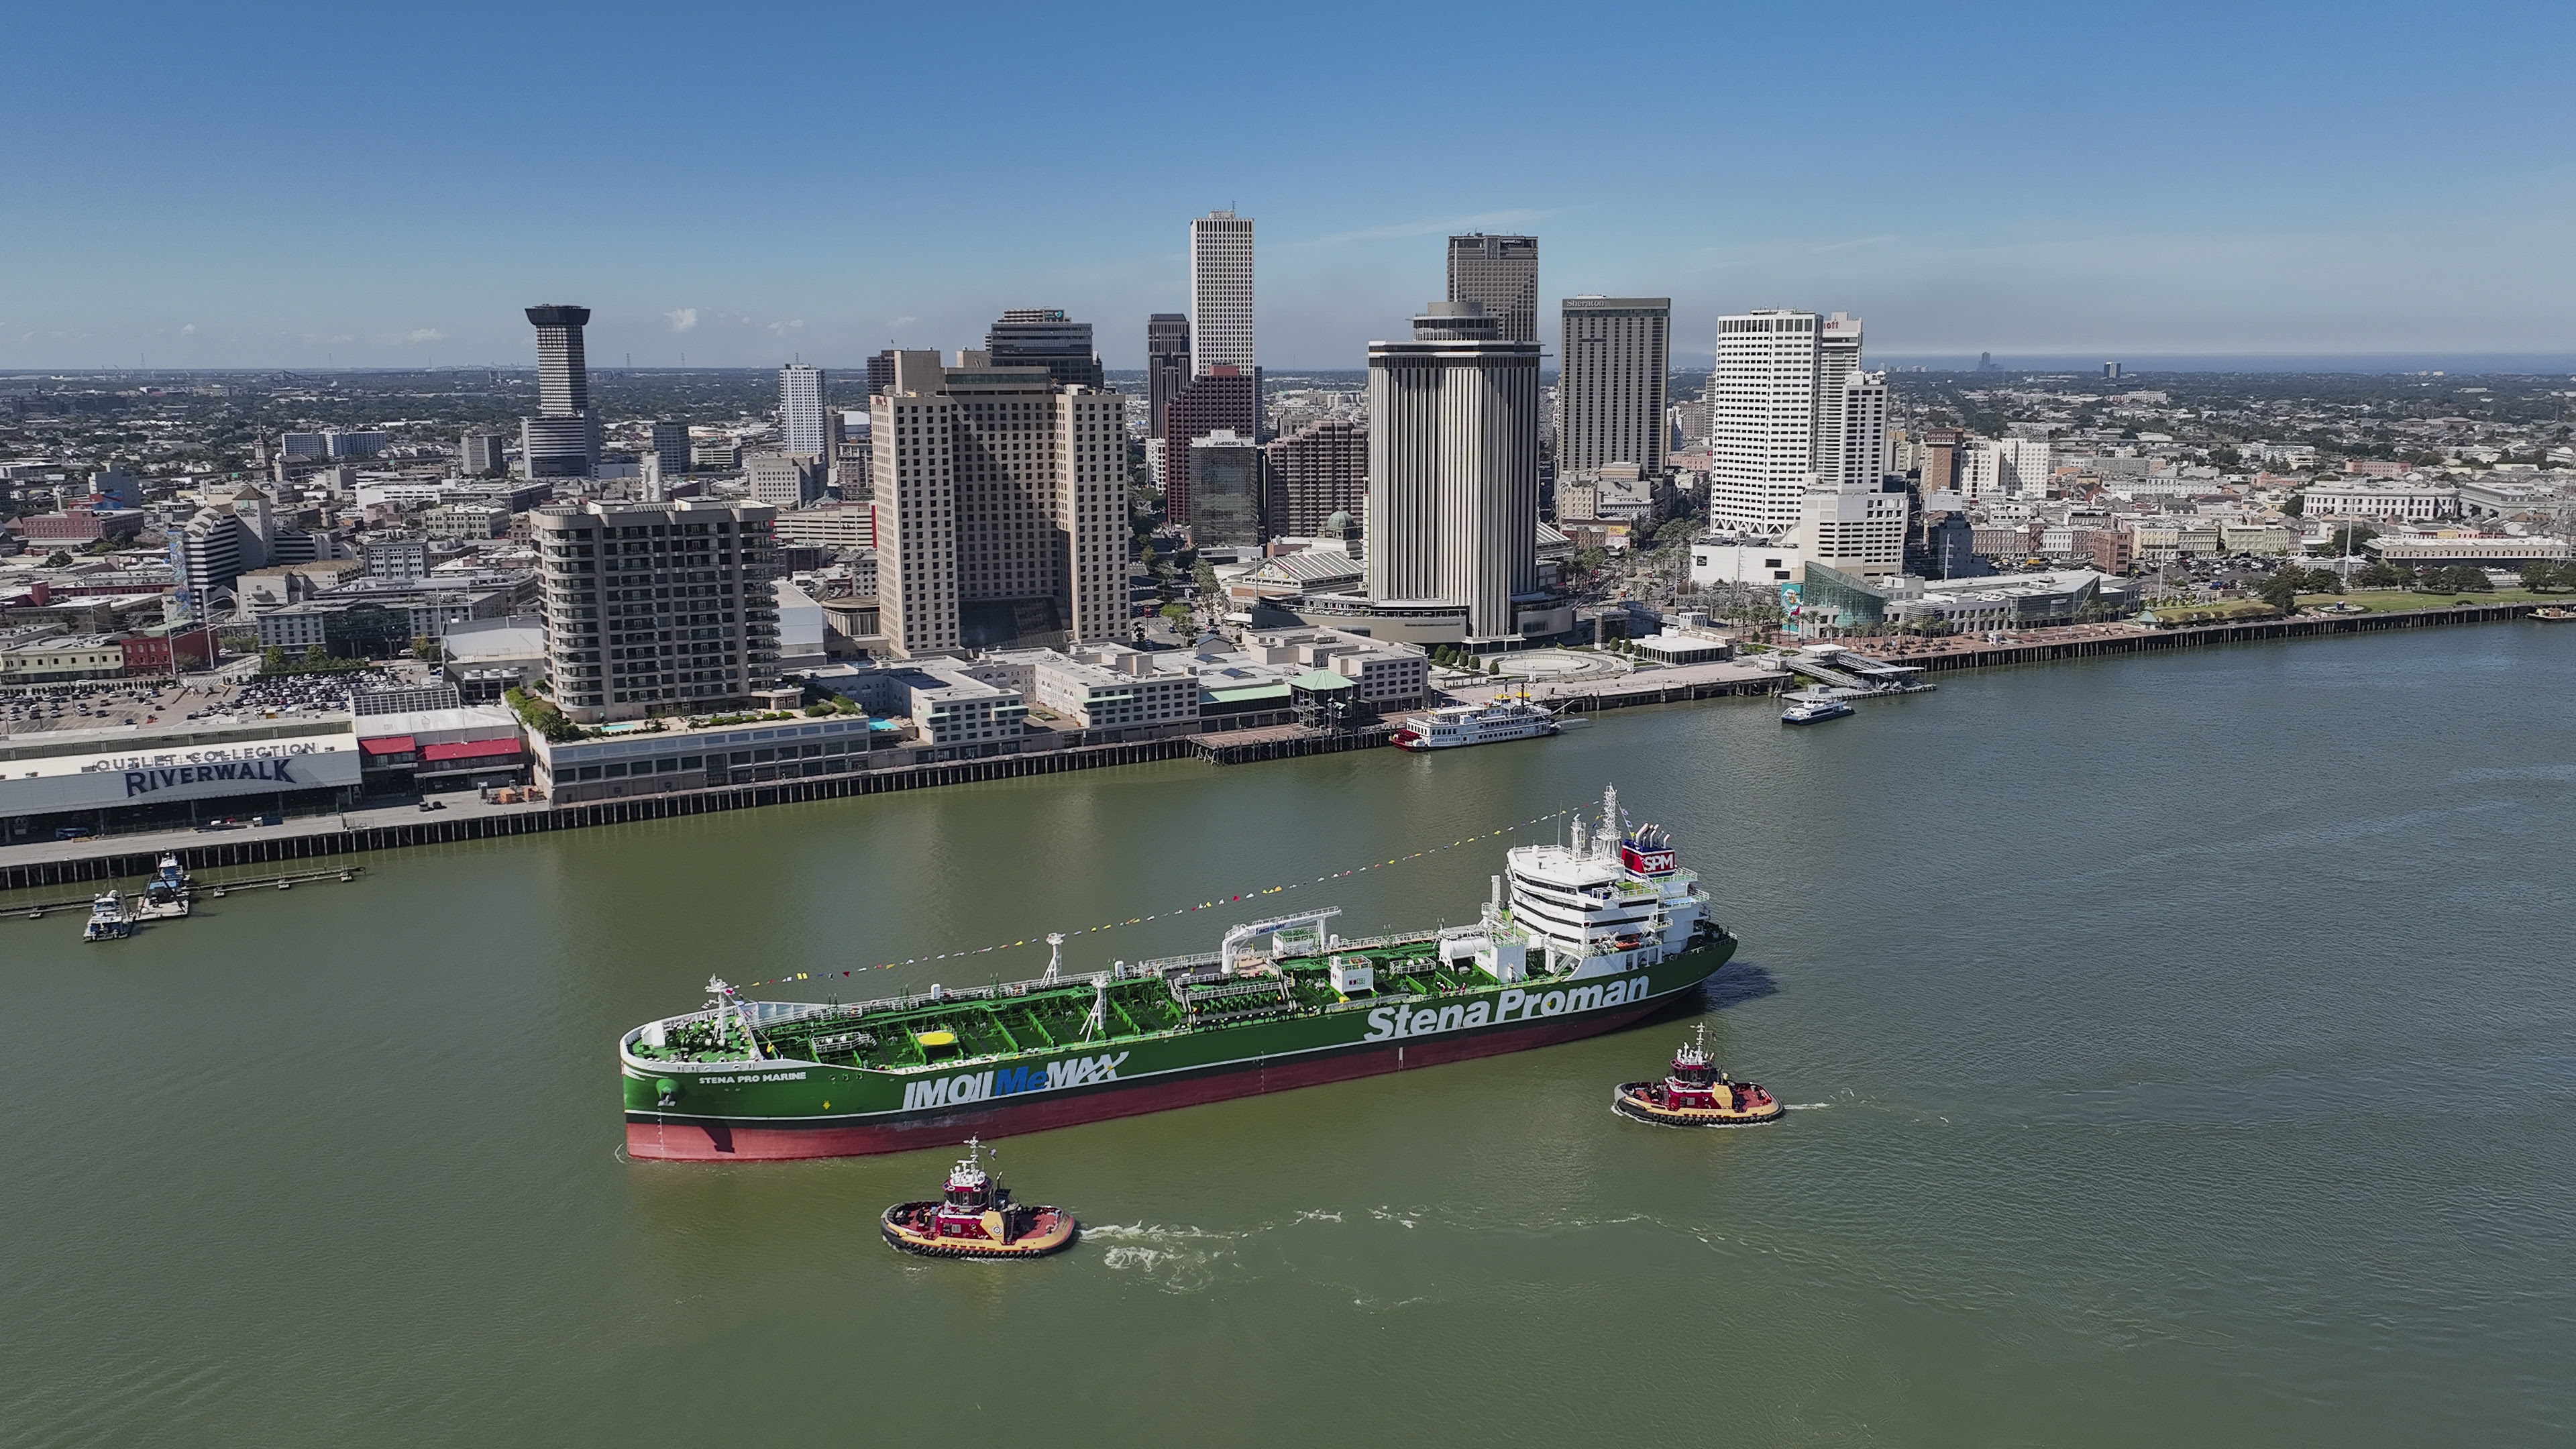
[360,736,417,757]
[419,738,522,764]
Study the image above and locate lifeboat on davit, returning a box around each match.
[880,1138,1079,1259]
[1612,1025,1782,1127]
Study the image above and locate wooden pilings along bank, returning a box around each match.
[1892,601,2542,674]
[1194,724,1397,764]
[1547,675,1784,715]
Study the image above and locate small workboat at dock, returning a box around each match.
[880,1139,1077,1260]
[83,890,134,943]
[1612,1026,1782,1127]
[136,854,193,920]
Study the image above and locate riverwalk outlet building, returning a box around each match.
[0,718,363,842]
[529,710,883,805]
[352,706,526,796]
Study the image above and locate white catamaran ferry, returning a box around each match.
[1391,697,1559,751]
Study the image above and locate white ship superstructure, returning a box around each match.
[1391,698,1558,751]
[1431,784,1711,983]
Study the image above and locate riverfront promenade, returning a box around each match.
[3,599,2543,894]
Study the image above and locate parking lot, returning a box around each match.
[1,661,439,736]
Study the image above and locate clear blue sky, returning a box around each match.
[10,1,2573,371]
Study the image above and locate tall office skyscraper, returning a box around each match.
[871,351,1126,657]
[1446,234,1539,343]
[1190,211,1254,374]
[458,432,508,477]
[1161,365,1259,529]
[1707,309,1876,535]
[1558,296,1670,478]
[985,309,1104,389]
[865,349,898,401]
[531,498,780,722]
[647,421,691,478]
[1265,418,1368,537]
[1187,431,1267,546]
[1146,313,1190,435]
[530,305,590,416]
[1366,302,1542,641]
[778,364,830,455]
[1800,367,1904,578]
[521,304,598,478]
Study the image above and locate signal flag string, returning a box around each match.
[729,803,1597,990]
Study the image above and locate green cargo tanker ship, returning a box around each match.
[623,785,1737,1161]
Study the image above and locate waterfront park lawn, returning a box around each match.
[2294,587,2559,612]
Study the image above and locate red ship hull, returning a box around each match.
[625,1000,1667,1162]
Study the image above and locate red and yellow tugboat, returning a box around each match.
[880,1138,1078,1259]
[1612,1026,1783,1127]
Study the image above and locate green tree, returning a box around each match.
[42,550,73,568]
[1159,602,1191,627]
[2303,568,2345,593]
[2257,572,2304,614]
[2357,561,2404,588]
[2281,491,2304,517]
[2328,524,2377,557]
[261,645,287,673]
[2436,566,2492,594]
[2516,559,2562,590]
[301,643,330,668]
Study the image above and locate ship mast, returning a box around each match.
[1079,973,1110,1041]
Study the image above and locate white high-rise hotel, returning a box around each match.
[1707,309,1903,578]
[1189,211,1255,374]
[778,364,829,455]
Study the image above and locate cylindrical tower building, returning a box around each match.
[1366,301,1541,641]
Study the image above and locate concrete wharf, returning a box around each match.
[1,601,2544,895]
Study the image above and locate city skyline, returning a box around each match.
[10,3,2574,371]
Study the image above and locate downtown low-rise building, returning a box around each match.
[2301,480,2459,521]
[529,711,881,804]
[1,634,129,683]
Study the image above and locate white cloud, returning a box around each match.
[666,308,698,333]
[764,319,806,335]
[179,323,196,336]
[402,328,443,343]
